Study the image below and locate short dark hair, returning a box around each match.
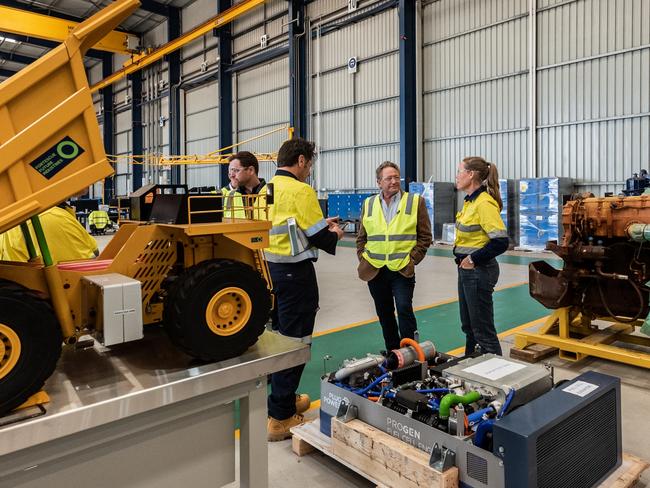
[228,151,259,174]
[375,161,400,181]
[277,138,316,167]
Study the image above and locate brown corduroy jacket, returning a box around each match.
[356,193,432,281]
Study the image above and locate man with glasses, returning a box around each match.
[356,161,432,352]
[221,155,247,219]
[224,151,266,219]
[264,137,344,441]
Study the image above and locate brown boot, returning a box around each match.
[267,414,304,442]
[295,394,311,414]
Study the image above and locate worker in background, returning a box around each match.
[454,157,509,356]
[229,151,267,218]
[356,161,432,352]
[265,137,344,441]
[0,204,98,263]
[221,157,246,219]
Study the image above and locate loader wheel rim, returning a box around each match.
[205,287,252,336]
[0,324,21,380]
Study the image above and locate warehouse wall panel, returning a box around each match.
[311,7,400,193]
[184,80,221,189]
[234,57,289,183]
[422,0,529,183]
[536,0,650,191]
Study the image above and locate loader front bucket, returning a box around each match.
[0,0,140,235]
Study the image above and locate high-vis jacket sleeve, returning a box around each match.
[471,198,508,265]
[297,186,328,237]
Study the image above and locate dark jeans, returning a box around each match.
[367,267,417,351]
[268,260,318,420]
[458,259,502,356]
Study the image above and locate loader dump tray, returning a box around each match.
[0,0,140,235]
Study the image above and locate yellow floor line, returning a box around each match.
[313,281,527,339]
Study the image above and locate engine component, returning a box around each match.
[385,340,437,369]
[531,194,650,319]
[443,354,553,411]
[334,354,384,381]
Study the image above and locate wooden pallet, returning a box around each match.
[291,418,458,488]
[291,419,648,488]
[509,343,558,363]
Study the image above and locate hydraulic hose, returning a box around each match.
[438,391,481,419]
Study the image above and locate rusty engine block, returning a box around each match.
[529,194,650,321]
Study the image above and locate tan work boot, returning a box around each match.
[295,393,311,414]
[267,414,304,442]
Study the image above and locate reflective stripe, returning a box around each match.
[364,250,386,260]
[405,192,415,215]
[225,189,238,210]
[454,246,481,254]
[456,223,482,232]
[265,249,319,263]
[388,252,410,260]
[388,234,417,241]
[270,224,289,235]
[305,218,327,237]
[363,250,410,261]
[487,230,509,238]
[367,235,385,241]
[366,195,378,218]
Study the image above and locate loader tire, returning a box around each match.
[164,259,271,362]
[0,280,62,415]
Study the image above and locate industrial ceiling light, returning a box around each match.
[0,36,18,43]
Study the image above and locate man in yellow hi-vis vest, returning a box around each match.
[356,162,432,352]
[229,151,267,219]
[265,138,343,441]
[221,156,246,219]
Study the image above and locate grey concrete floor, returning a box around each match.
[94,234,650,487]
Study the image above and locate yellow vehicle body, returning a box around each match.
[0,0,274,415]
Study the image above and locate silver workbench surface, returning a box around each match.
[0,329,310,457]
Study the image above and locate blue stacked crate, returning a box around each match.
[408,181,456,240]
[518,177,574,251]
[327,193,375,231]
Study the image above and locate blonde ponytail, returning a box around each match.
[462,157,503,211]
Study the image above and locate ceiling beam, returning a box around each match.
[0,67,17,77]
[0,50,37,65]
[91,0,267,92]
[139,0,170,16]
[0,32,105,59]
[0,5,139,54]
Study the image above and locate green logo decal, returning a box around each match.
[31,136,85,179]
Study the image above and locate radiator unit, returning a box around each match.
[492,371,621,488]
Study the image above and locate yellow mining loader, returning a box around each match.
[0,0,272,415]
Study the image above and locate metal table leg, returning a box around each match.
[239,378,268,488]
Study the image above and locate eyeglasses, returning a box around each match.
[456,169,472,175]
[228,167,246,174]
[380,176,401,182]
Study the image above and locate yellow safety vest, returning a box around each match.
[0,207,98,263]
[221,187,246,219]
[454,190,507,255]
[264,175,327,263]
[361,192,419,271]
[88,210,110,229]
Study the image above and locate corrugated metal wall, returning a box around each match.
[536,0,650,194]
[422,0,529,183]
[311,5,400,193]
[182,0,221,190]
[234,56,289,183]
[423,0,650,195]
